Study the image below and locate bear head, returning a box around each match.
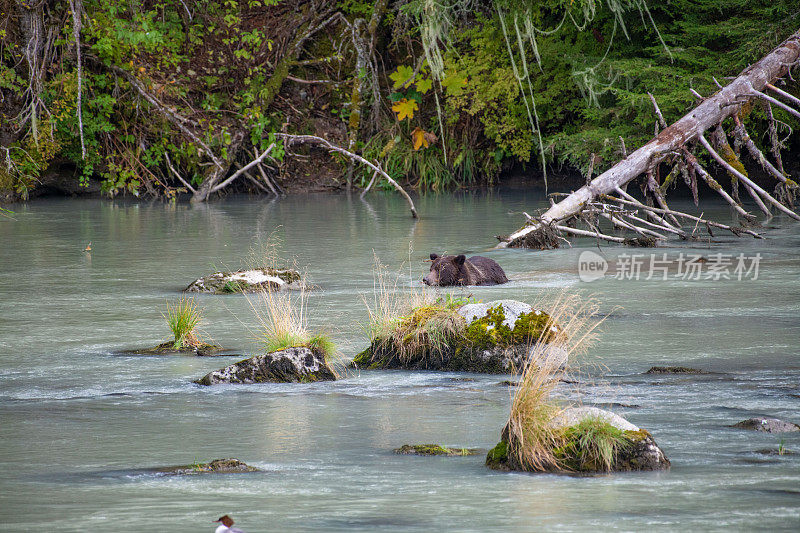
[423,253,469,286]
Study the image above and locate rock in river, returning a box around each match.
[185,268,302,294]
[121,341,229,357]
[352,299,565,373]
[645,366,708,374]
[394,444,479,456]
[195,346,336,385]
[486,407,670,473]
[732,417,800,433]
[156,458,258,475]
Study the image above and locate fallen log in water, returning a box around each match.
[498,29,800,249]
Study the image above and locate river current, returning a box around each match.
[1,190,798,531]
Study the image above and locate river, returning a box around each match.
[1,190,798,531]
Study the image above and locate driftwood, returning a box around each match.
[498,29,800,249]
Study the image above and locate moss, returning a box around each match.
[351,348,372,367]
[355,302,557,372]
[158,458,258,475]
[394,444,472,456]
[622,429,651,443]
[485,440,509,469]
[128,341,223,356]
[464,305,552,350]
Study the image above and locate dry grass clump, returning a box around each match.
[505,292,607,472]
[245,271,338,373]
[380,300,467,361]
[362,255,472,361]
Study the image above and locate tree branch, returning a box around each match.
[276,133,418,218]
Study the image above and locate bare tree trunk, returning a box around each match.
[499,29,800,248]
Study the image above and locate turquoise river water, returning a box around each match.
[0,190,798,531]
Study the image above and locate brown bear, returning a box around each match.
[423,253,508,286]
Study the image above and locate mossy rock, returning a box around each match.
[155,458,259,475]
[394,444,479,456]
[461,301,556,350]
[185,268,303,294]
[486,408,670,474]
[485,440,510,470]
[351,300,563,373]
[121,341,227,357]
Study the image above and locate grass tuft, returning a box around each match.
[559,417,631,472]
[505,292,609,472]
[247,278,338,370]
[164,297,203,349]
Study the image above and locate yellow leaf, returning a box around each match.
[411,127,429,151]
[391,98,418,121]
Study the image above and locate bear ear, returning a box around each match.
[455,254,467,265]
[430,253,439,261]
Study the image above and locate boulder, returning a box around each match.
[732,417,800,433]
[185,268,302,294]
[155,458,258,475]
[352,299,563,373]
[486,407,670,473]
[195,346,336,385]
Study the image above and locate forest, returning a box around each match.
[2,0,798,203]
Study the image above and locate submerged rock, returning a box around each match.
[156,458,258,475]
[645,366,708,374]
[185,268,302,294]
[121,341,227,357]
[486,407,670,474]
[732,417,800,433]
[195,346,336,385]
[352,300,563,373]
[394,444,479,456]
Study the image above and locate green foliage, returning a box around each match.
[220,280,246,294]
[307,333,337,362]
[556,417,632,472]
[397,0,799,178]
[1,0,797,197]
[164,297,202,349]
[1,0,287,197]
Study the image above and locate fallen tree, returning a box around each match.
[498,29,800,249]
